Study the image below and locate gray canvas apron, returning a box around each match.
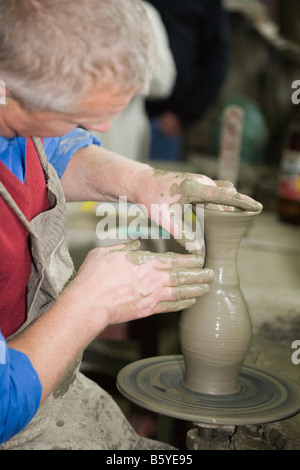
[0,137,173,450]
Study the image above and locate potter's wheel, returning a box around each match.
[117,355,300,425]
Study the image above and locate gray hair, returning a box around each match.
[0,0,156,112]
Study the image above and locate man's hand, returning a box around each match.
[8,240,214,403]
[65,242,215,328]
[132,168,263,259]
[62,145,262,260]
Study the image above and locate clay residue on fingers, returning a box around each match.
[150,168,191,180]
[169,268,215,286]
[158,298,196,313]
[109,240,141,252]
[173,283,210,300]
[126,250,203,268]
[126,250,177,266]
[169,178,263,212]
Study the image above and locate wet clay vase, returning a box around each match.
[179,207,260,395]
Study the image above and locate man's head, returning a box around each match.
[0,0,155,117]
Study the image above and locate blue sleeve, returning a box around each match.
[0,331,42,444]
[43,128,101,179]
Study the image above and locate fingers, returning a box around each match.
[228,191,263,212]
[168,267,215,286]
[155,283,209,313]
[171,284,210,300]
[154,298,197,314]
[153,285,208,314]
[214,180,235,189]
[109,240,141,252]
[173,179,263,212]
[177,282,209,296]
[126,250,204,269]
[123,250,214,316]
[153,268,214,314]
[204,185,261,212]
[204,183,236,212]
[213,187,262,212]
[159,283,210,302]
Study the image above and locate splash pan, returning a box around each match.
[117,355,300,425]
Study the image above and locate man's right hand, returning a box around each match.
[7,242,214,403]
[66,243,215,329]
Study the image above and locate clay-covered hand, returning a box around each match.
[132,168,262,259]
[65,241,214,328]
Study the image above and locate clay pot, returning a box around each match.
[179,207,260,395]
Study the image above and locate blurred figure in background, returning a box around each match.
[90,1,176,162]
[146,0,229,162]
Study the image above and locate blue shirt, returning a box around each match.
[0,331,42,444]
[0,128,101,444]
[0,127,101,182]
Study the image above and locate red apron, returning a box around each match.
[0,138,49,337]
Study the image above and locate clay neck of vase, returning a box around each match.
[203,209,257,283]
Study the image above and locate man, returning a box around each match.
[0,0,261,449]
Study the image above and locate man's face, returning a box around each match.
[1,84,136,138]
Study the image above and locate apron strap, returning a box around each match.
[32,137,49,171]
[0,137,49,235]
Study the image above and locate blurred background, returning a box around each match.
[184,0,300,212]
